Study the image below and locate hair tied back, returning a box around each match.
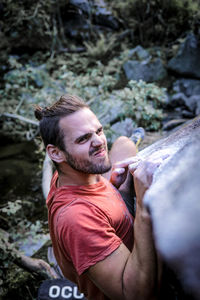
[34,105,44,121]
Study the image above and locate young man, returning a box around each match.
[35,94,162,300]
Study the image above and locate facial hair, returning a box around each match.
[63,147,112,174]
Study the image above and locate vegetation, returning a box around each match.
[0,0,200,298]
[108,0,200,46]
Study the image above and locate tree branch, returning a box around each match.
[0,228,58,280]
[1,112,39,126]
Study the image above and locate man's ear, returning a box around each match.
[46,144,66,163]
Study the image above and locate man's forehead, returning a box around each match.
[59,108,101,136]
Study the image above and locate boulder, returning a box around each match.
[168,33,200,79]
[185,95,200,115]
[137,116,200,299]
[123,58,167,83]
[109,118,136,144]
[169,92,188,108]
[69,0,120,32]
[173,78,200,97]
[128,45,150,61]
[169,92,200,115]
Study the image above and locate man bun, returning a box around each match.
[34,105,44,121]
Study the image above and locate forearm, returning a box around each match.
[123,208,158,299]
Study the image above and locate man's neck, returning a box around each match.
[57,165,101,187]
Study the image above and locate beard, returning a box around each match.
[63,147,112,174]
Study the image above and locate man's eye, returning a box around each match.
[78,135,90,143]
[97,127,103,135]
[78,137,87,143]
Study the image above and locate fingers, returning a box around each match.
[129,157,165,175]
[113,156,141,169]
[110,167,127,188]
[112,167,126,176]
[113,150,171,178]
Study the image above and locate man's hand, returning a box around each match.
[110,157,141,189]
[129,151,170,210]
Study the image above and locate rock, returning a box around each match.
[169,93,200,116]
[196,99,200,115]
[69,0,91,13]
[69,0,120,32]
[123,58,167,83]
[109,118,136,144]
[137,116,200,299]
[173,78,200,97]
[168,33,200,79]
[162,118,187,131]
[185,94,200,114]
[128,45,150,60]
[169,92,188,108]
[92,97,125,125]
[181,110,195,119]
[93,1,120,30]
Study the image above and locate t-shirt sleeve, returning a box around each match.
[56,200,122,275]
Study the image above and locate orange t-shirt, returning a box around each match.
[47,171,134,300]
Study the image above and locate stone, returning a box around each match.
[185,95,200,115]
[169,92,188,108]
[123,58,167,83]
[169,93,200,115]
[109,118,136,144]
[69,0,120,30]
[137,116,200,299]
[128,45,150,60]
[92,97,125,125]
[162,118,187,131]
[168,33,200,79]
[173,78,200,97]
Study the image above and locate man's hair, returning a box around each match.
[34,94,88,150]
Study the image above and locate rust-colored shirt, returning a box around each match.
[47,171,134,300]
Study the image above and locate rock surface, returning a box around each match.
[139,116,200,298]
[123,58,167,83]
[168,33,200,79]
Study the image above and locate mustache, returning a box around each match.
[89,146,106,156]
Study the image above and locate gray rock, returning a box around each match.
[109,118,136,144]
[162,118,187,131]
[169,93,200,115]
[185,94,200,114]
[168,33,200,79]
[173,78,200,97]
[123,58,167,83]
[138,116,200,298]
[69,0,120,30]
[181,110,195,119]
[92,97,125,126]
[69,0,91,13]
[128,45,150,61]
[196,99,200,115]
[169,92,188,107]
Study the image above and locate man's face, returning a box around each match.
[59,108,111,174]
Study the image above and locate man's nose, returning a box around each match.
[91,134,103,147]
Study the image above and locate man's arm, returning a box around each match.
[86,159,162,300]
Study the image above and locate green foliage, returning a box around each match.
[1,200,22,216]
[1,0,67,51]
[1,49,166,146]
[84,33,117,61]
[113,80,166,130]
[107,0,200,45]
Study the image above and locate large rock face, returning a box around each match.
[139,116,200,298]
[123,58,167,83]
[168,33,200,79]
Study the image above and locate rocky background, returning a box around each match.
[0,0,200,299]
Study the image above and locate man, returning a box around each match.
[35,94,162,300]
